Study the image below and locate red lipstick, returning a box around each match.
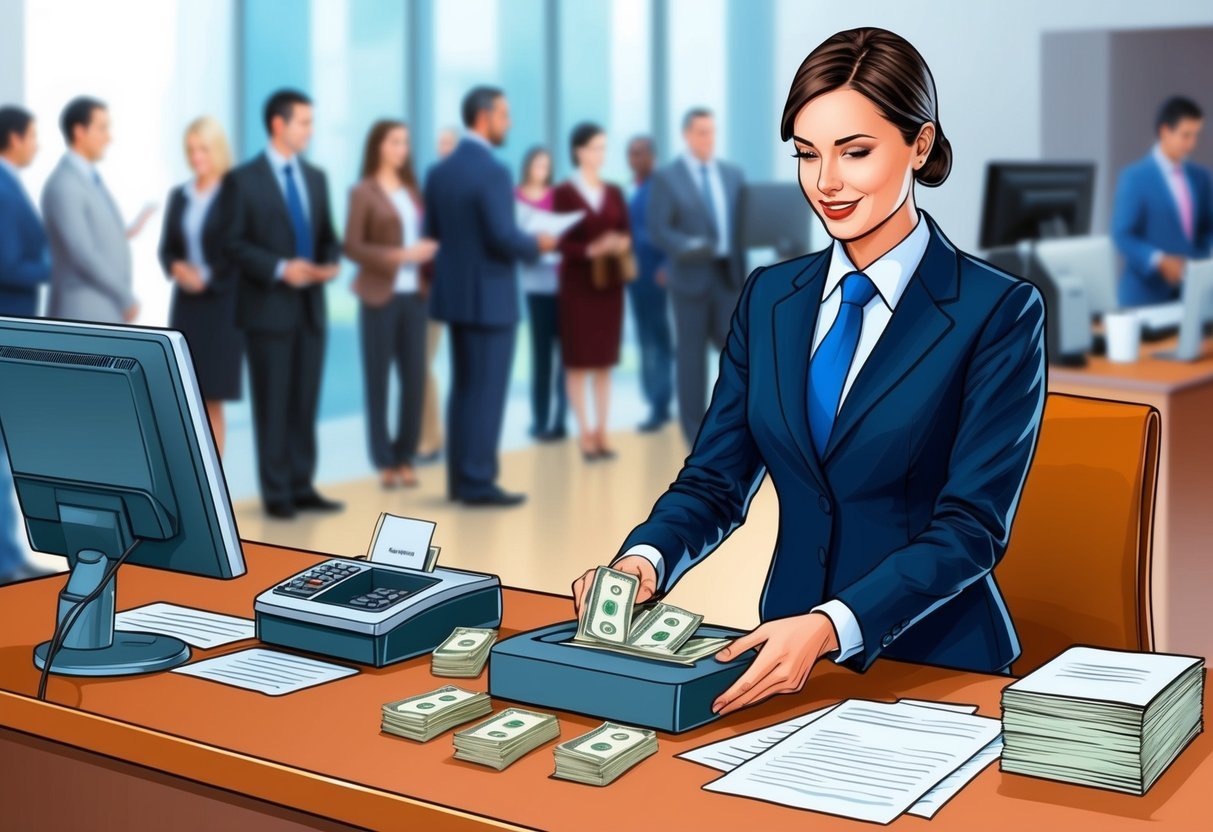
[820,198,860,220]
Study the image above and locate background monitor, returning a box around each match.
[0,316,244,679]
[1034,235,1120,319]
[1156,260,1213,362]
[980,162,1096,249]
[739,183,814,259]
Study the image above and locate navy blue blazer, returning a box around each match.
[1112,152,1213,307]
[0,163,50,316]
[424,138,539,326]
[620,213,1046,674]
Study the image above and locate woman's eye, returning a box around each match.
[843,148,871,159]
[792,150,818,160]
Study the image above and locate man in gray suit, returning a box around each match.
[646,108,746,445]
[42,97,153,324]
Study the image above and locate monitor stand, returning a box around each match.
[33,545,190,676]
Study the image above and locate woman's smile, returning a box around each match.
[819,197,861,220]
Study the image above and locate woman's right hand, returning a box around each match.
[571,555,659,622]
[171,261,205,294]
[400,238,439,264]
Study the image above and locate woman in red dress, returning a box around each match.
[553,123,632,461]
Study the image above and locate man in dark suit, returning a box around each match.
[1112,95,1212,307]
[646,109,746,444]
[0,105,53,584]
[212,89,342,519]
[424,86,555,506]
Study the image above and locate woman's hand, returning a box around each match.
[711,612,840,715]
[400,238,438,264]
[171,261,206,294]
[571,555,659,622]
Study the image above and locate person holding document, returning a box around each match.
[572,27,1045,714]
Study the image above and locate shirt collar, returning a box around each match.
[1153,143,1184,173]
[683,152,716,175]
[464,131,494,151]
[66,150,97,181]
[823,210,930,311]
[265,144,296,172]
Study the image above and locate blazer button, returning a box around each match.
[892,624,902,636]
[817,495,832,514]
[881,634,894,647]
[817,547,827,566]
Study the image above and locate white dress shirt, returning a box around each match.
[620,212,931,664]
[182,180,218,285]
[573,172,605,214]
[681,153,730,257]
[389,187,421,294]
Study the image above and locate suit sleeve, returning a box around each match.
[215,173,280,286]
[41,180,134,309]
[617,267,767,593]
[479,164,539,264]
[0,194,50,290]
[1111,169,1161,276]
[157,189,184,277]
[313,171,341,265]
[343,188,399,272]
[422,170,440,241]
[646,172,713,264]
[833,280,1047,672]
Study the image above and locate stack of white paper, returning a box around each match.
[1001,646,1204,794]
[700,699,1002,824]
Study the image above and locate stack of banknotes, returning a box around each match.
[553,722,659,786]
[452,708,561,770]
[381,685,492,742]
[432,627,498,677]
[573,566,731,664]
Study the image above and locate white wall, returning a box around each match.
[0,0,24,104]
[773,0,1213,252]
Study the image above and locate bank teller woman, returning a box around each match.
[158,116,244,456]
[572,27,1047,715]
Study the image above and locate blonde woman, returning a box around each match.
[157,116,244,454]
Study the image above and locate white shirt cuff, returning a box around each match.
[275,259,287,281]
[810,599,864,663]
[617,544,665,587]
[1149,250,1163,271]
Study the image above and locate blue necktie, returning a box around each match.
[282,163,314,260]
[808,271,878,457]
[699,164,719,242]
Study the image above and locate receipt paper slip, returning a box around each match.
[115,602,256,649]
[172,648,358,695]
[366,512,437,570]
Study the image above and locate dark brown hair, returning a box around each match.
[360,119,418,197]
[781,28,952,187]
[520,145,553,187]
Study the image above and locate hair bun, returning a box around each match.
[916,128,952,188]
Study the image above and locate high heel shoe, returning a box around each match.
[396,465,420,488]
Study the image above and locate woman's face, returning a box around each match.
[528,152,552,186]
[578,133,607,173]
[381,126,409,171]
[791,88,932,241]
[186,134,213,180]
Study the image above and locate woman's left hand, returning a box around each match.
[711,612,840,715]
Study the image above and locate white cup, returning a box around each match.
[1105,312,1141,363]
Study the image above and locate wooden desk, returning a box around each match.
[1048,336,1213,660]
[1,542,1209,831]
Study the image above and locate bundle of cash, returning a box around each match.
[572,566,731,664]
[432,627,497,677]
[452,708,561,770]
[380,685,492,742]
[552,722,658,786]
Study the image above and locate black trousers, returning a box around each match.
[245,325,325,506]
[360,294,428,469]
[525,293,566,434]
[446,323,516,500]
[671,261,737,445]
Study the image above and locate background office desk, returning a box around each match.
[1048,335,1213,661]
[1,542,1209,831]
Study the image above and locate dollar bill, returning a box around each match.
[553,722,658,786]
[432,627,497,677]
[575,566,638,645]
[624,603,703,653]
[453,708,561,770]
[573,635,733,666]
[381,685,492,742]
[384,685,482,716]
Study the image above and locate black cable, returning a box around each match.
[37,538,142,701]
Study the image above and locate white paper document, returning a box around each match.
[114,603,255,649]
[367,513,436,570]
[680,698,1000,818]
[1005,646,1202,707]
[516,203,585,237]
[172,648,357,695]
[701,699,1002,824]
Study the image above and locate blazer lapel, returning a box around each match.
[822,218,958,462]
[253,155,295,236]
[674,160,714,225]
[771,253,830,494]
[1149,156,1193,242]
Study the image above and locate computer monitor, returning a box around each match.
[0,316,244,679]
[979,162,1096,249]
[1034,235,1119,319]
[1156,259,1213,362]
[739,183,813,259]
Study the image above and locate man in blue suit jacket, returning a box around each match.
[578,213,1044,691]
[1112,96,1212,307]
[0,105,52,584]
[424,87,555,506]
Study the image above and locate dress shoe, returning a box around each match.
[265,502,297,520]
[537,426,568,442]
[294,492,344,512]
[461,488,526,507]
[414,449,442,466]
[637,414,669,433]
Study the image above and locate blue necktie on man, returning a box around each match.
[282,163,313,259]
[808,271,878,457]
[699,164,719,243]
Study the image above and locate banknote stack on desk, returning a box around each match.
[381,685,492,742]
[553,722,659,786]
[432,627,497,677]
[572,567,730,665]
[453,708,561,770]
[1001,646,1205,795]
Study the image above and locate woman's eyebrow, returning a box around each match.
[791,133,876,147]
